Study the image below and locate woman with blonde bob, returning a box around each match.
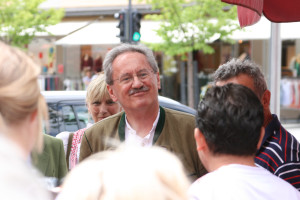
[0,42,50,199]
[58,146,190,200]
[57,72,122,169]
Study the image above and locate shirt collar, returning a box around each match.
[124,109,160,146]
[262,114,280,146]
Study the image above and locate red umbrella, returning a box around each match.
[221,0,300,117]
[222,0,300,27]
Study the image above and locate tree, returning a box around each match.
[143,0,238,108]
[0,0,64,47]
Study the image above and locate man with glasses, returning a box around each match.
[80,44,206,181]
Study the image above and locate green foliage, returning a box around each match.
[0,0,64,47]
[142,0,238,57]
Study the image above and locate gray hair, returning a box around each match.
[213,58,267,98]
[103,43,159,85]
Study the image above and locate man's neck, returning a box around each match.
[205,154,256,172]
[125,105,160,138]
[264,110,273,127]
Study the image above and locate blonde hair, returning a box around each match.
[59,146,190,200]
[0,42,48,152]
[85,72,111,104]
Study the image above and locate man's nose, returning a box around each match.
[131,75,143,88]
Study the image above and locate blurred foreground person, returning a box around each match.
[0,42,50,199]
[56,73,122,169]
[80,43,206,181]
[214,58,300,190]
[58,146,190,200]
[189,84,300,200]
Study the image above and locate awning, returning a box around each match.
[227,17,300,40]
[55,21,120,45]
[52,18,300,45]
[37,21,90,36]
[55,21,163,45]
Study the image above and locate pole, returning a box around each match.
[193,60,199,108]
[128,0,132,43]
[180,61,187,105]
[269,23,281,116]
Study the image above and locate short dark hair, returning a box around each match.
[213,58,267,98]
[195,83,264,156]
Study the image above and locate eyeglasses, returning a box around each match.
[113,69,155,85]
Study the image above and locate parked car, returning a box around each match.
[42,91,196,137]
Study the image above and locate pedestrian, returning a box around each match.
[80,43,206,181]
[214,58,300,190]
[82,67,92,90]
[189,84,300,199]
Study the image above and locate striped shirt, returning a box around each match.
[255,114,300,191]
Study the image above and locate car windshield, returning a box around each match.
[46,101,89,136]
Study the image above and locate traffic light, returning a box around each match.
[115,10,127,42]
[131,11,141,42]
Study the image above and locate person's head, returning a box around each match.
[214,58,271,126]
[59,146,190,200]
[194,84,264,170]
[103,44,161,111]
[85,72,121,123]
[84,67,92,78]
[0,42,48,156]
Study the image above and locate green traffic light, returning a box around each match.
[132,32,141,42]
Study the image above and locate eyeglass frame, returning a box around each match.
[111,68,156,85]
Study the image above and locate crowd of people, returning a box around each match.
[0,41,299,200]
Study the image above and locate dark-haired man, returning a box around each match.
[189,84,300,199]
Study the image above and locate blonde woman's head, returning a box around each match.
[59,146,190,200]
[86,73,121,123]
[0,42,48,154]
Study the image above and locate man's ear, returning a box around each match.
[261,90,271,108]
[194,128,207,152]
[107,85,118,102]
[257,127,265,150]
[156,71,161,90]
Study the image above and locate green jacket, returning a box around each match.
[33,134,68,180]
[80,107,207,181]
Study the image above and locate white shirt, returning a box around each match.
[188,164,300,200]
[125,109,160,147]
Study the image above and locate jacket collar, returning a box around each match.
[118,106,165,144]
